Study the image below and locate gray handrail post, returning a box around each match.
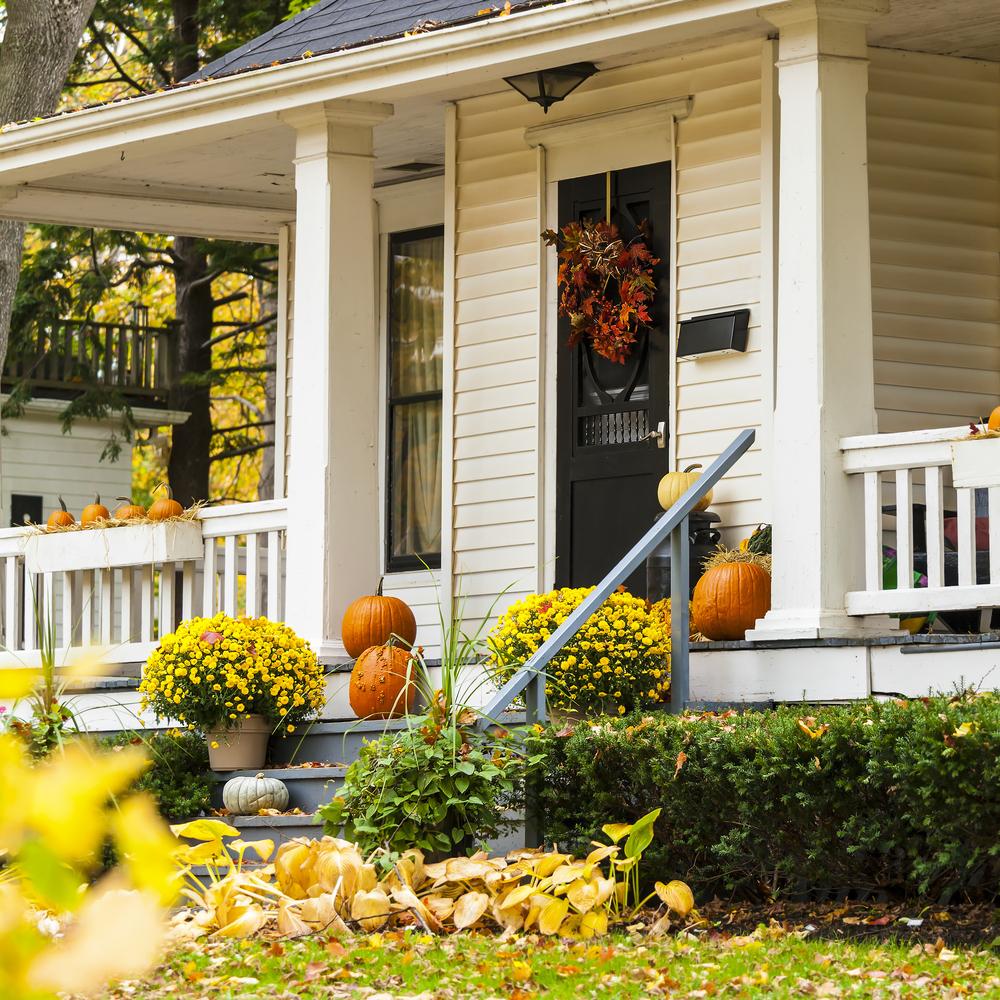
[670,514,691,714]
[478,428,755,728]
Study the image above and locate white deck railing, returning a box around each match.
[841,426,998,616]
[0,499,287,668]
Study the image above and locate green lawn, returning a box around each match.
[102,928,1000,998]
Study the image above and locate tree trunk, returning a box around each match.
[167,236,213,507]
[0,0,97,366]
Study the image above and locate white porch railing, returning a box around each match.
[0,499,287,668]
[841,426,998,616]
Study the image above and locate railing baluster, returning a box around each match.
[223,536,238,616]
[202,538,217,616]
[160,562,176,636]
[120,567,133,643]
[266,531,281,619]
[5,557,18,649]
[99,568,113,645]
[956,487,976,587]
[925,465,945,590]
[80,571,94,647]
[863,471,882,593]
[139,565,153,643]
[245,533,259,617]
[42,572,54,645]
[990,488,1000,586]
[895,469,913,589]
[182,561,195,621]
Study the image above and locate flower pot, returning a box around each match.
[206,714,271,771]
[951,437,1000,488]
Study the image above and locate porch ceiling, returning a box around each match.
[869,0,1000,61]
[0,0,997,243]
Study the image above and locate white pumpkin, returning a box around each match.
[223,772,289,815]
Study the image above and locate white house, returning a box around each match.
[1,315,186,528]
[0,0,998,716]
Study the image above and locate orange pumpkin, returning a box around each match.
[691,561,771,641]
[81,495,110,526]
[115,497,146,520]
[341,582,417,658]
[46,496,75,529]
[988,406,1000,432]
[349,644,416,719]
[148,485,184,521]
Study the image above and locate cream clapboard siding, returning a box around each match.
[452,40,766,622]
[868,48,1000,433]
[1,412,132,522]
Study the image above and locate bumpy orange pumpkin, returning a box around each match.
[148,485,184,521]
[81,495,110,525]
[115,497,146,520]
[349,644,416,719]
[46,496,75,529]
[341,582,417,658]
[691,562,771,641]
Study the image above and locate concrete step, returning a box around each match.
[226,812,324,845]
[213,765,346,814]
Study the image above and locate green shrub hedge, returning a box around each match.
[534,693,999,901]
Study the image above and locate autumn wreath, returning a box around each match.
[542,218,659,363]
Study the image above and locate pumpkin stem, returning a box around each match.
[376,577,384,597]
[95,494,101,504]
[255,772,265,779]
[682,464,703,473]
[116,497,133,504]
[58,496,68,512]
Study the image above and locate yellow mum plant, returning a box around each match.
[488,588,670,717]
[140,613,325,732]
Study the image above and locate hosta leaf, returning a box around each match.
[216,903,266,938]
[565,879,599,913]
[170,818,239,842]
[229,838,275,863]
[585,845,619,864]
[350,888,391,932]
[655,879,694,917]
[549,863,587,886]
[499,883,536,909]
[538,897,570,935]
[453,890,490,930]
[277,899,311,937]
[601,822,632,844]
[580,909,608,939]
[623,808,660,861]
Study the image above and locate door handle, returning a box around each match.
[640,420,666,449]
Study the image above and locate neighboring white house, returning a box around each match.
[0,0,998,714]
[1,317,187,528]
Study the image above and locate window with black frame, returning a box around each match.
[385,227,444,572]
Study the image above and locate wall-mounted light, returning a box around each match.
[503,62,598,113]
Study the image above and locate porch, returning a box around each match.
[0,0,999,710]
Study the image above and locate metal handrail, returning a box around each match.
[479,428,756,726]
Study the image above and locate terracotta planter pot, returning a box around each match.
[206,714,271,771]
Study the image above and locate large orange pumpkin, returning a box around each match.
[691,562,771,641]
[349,644,416,719]
[341,582,417,658]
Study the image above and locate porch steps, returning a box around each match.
[210,765,347,813]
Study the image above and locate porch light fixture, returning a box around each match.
[503,62,598,113]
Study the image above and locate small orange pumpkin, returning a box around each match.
[46,496,75,530]
[115,497,146,520]
[148,485,184,521]
[988,406,1000,432]
[691,561,771,641]
[341,581,417,658]
[349,644,416,719]
[81,495,110,526]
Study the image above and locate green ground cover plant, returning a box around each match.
[534,692,1000,901]
[98,927,1000,999]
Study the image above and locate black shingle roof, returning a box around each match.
[196,1,546,80]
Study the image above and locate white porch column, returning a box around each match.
[749,0,895,640]
[281,101,392,659]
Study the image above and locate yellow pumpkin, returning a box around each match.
[657,464,712,513]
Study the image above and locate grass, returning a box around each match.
[100,927,1000,999]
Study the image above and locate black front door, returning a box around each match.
[555,163,671,597]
